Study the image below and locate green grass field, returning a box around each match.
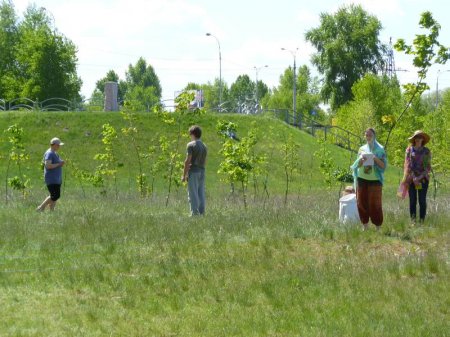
[0,111,448,336]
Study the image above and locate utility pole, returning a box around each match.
[206,33,222,112]
[281,48,299,125]
[254,65,268,113]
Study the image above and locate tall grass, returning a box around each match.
[0,190,448,336]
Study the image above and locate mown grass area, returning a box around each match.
[0,191,449,336]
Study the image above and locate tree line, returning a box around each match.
[0,1,81,101]
[1,2,449,174]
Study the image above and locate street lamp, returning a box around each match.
[436,69,450,109]
[254,65,268,111]
[206,33,222,112]
[281,47,299,125]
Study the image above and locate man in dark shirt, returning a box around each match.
[182,125,207,215]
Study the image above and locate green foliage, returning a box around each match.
[4,123,30,198]
[263,65,322,121]
[120,109,148,197]
[175,91,205,116]
[85,89,104,112]
[281,134,301,204]
[158,135,183,205]
[385,11,450,149]
[314,140,335,188]
[125,85,159,112]
[216,120,238,137]
[395,12,450,81]
[229,74,255,112]
[93,123,120,196]
[305,4,385,110]
[335,99,376,143]
[125,57,161,98]
[0,4,81,101]
[424,89,450,174]
[201,78,230,112]
[333,167,353,183]
[217,121,264,207]
[0,0,19,99]
[7,174,30,192]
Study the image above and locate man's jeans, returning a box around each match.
[188,170,205,215]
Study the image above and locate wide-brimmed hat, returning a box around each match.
[408,130,430,145]
[50,137,64,146]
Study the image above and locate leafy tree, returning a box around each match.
[263,65,322,120]
[93,123,121,197]
[335,99,377,145]
[384,11,450,149]
[229,74,255,113]
[125,57,161,98]
[217,121,263,208]
[335,74,402,143]
[120,109,148,197]
[255,80,269,103]
[424,88,450,174]
[305,4,385,110]
[0,0,19,99]
[125,85,159,112]
[4,124,30,201]
[14,5,82,101]
[201,78,230,112]
[281,134,300,205]
[184,82,202,91]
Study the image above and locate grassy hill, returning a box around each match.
[0,110,402,198]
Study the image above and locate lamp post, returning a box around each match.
[281,47,299,125]
[254,65,268,111]
[206,33,222,112]
[436,69,450,109]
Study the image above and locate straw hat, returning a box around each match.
[408,130,430,145]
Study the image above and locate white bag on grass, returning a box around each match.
[339,193,359,224]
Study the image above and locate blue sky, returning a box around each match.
[11,0,450,102]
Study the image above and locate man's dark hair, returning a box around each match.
[189,125,202,138]
[365,127,376,136]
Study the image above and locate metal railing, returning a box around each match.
[0,96,361,152]
[0,97,105,112]
[265,108,362,153]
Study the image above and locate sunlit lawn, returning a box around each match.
[0,189,448,336]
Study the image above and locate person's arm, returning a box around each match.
[44,153,65,170]
[425,149,432,175]
[402,147,410,182]
[182,154,192,182]
[374,156,385,169]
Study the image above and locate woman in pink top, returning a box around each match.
[402,130,432,223]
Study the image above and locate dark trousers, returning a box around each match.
[408,180,429,221]
[47,184,61,201]
[357,178,383,226]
